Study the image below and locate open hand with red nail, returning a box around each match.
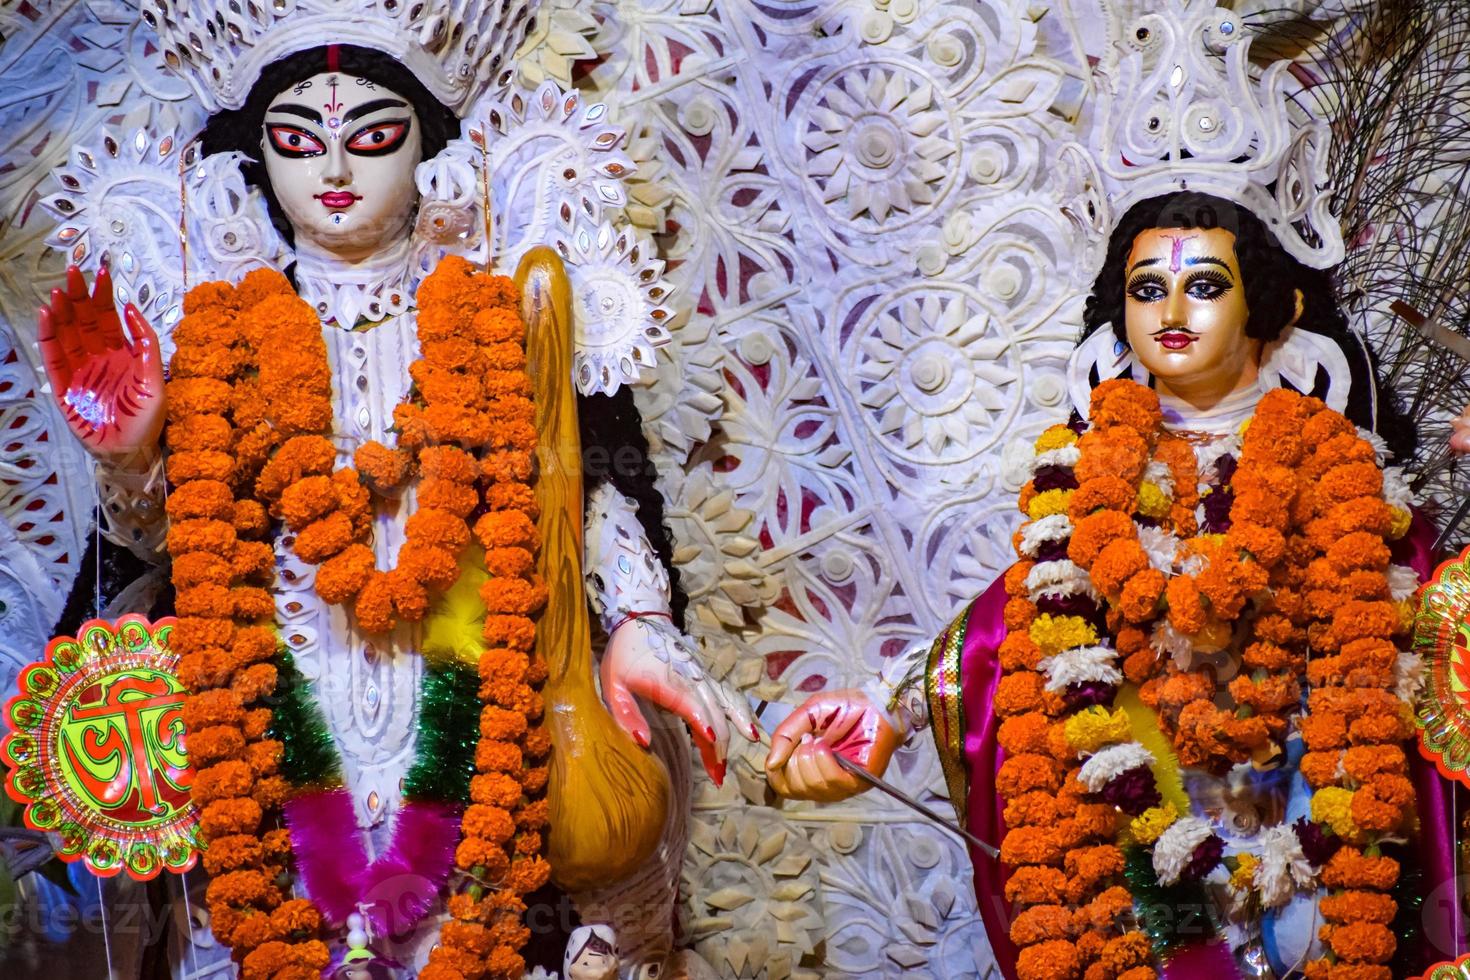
[599,615,760,786]
[765,689,901,802]
[37,265,164,463]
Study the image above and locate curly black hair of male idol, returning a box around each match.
[196,44,689,628]
[1079,191,1415,461]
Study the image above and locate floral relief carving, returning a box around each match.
[800,65,959,228]
[0,0,1108,977]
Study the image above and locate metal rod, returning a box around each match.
[834,754,999,859]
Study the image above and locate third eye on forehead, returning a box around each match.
[267,97,408,127]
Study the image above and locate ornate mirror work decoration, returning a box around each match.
[1416,546,1470,785]
[2,615,198,881]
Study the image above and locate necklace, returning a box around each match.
[293,234,419,329]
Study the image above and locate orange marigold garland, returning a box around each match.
[170,258,548,979]
[420,258,551,980]
[169,269,327,975]
[1296,414,1416,976]
[997,380,1416,978]
[1075,385,1314,773]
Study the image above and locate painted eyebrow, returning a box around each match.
[1126,255,1234,275]
[1183,256,1233,274]
[266,103,323,124]
[343,99,409,124]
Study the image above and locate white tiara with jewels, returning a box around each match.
[138,0,539,114]
[1058,0,1344,271]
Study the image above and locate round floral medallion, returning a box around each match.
[848,289,1020,465]
[801,64,959,228]
[1,615,197,880]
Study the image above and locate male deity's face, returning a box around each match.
[1122,227,1257,398]
[261,70,422,256]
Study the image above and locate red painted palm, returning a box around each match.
[37,265,163,460]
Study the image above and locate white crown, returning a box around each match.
[1059,0,1343,271]
[139,0,540,114]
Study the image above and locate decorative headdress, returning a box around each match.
[139,0,540,115]
[1059,0,1344,274]
[42,0,677,399]
[1061,1,1364,423]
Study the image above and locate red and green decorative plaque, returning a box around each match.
[1,615,198,879]
[1415,545,1470,786]
[1420,955,1470,979]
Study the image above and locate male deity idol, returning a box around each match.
[769,5,1466,979]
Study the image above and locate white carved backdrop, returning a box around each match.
[604,5,1088,977]
[0,1,1354,978]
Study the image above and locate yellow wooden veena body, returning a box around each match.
[514,246,671,891]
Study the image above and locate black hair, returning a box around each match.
[198,44,461,251]
[197,44,690,627]
[1080,192,1415,460]
[579,386,689,630]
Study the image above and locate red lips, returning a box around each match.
[1157,331,1195,350]
[316,191,360,209]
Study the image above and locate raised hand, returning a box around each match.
[765,689,901,802]
[37,265,164,462]
[599,615,760,787]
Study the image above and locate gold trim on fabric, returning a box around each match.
[926,604,971,828]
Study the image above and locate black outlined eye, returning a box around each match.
[345,119,412,156]
[266,125,325,158]
[1127,279,1167,303]
[1185,274,1231,300]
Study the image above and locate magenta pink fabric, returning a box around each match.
[1401,513,1467,966]
[957,577,1019,979]
[1157,940,1238,979]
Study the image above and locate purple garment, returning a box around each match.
[1401,511,1467,965]
[951,578,1019,979]
[1159,940,1239,979]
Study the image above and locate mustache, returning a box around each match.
[1150,327,1199,337]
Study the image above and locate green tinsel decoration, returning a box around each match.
[402,662,480,805]
[1121,845,1217,958]
[267,652,343,789]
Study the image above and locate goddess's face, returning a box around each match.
[261,70,422,255]
[1122,227,1257,396]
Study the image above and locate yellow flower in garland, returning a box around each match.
[1311,787,1360,842]
[1129,803,1178,845]
[1229,853,1259,893]
[1034,425,1078,453]
[1136,482,1171,520]
[1064,705,1128,758]
[1027,488,1073,520]
[1389,507,1412,540]
[1029,614,1098,658]
[1394,598,1416,633]
[1065,706,1131,755]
